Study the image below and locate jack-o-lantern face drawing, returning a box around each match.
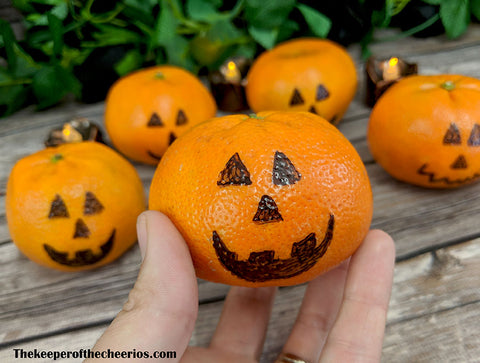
[43,192,115,267]
[145,109,189,161]
[368,75,480,188]
[149,112,373,287]
[246,38,357,125]
[417,123,480,185]
[105,65,217,165]
[6,142,147,271]
[212,152,335,282]
[287,84,339,124]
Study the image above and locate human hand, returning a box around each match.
[87,210,395,363]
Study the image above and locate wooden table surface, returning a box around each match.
[1,26,480,363]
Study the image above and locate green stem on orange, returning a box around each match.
[51,154,63,163]
[441,81,456,91]
[249,113,264,120]
[155,72,165,80]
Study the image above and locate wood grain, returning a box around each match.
[2,24,480,363]
[1,238,478,362]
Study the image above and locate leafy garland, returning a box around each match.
[1,0,480,117]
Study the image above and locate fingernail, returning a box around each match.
[137,213,148,261]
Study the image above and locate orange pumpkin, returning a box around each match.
[368,74,480,188]
[246,38,357,124]
[6,142,146,271]
[104,65,217,165]
[149,111,372,287]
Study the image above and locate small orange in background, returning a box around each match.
[368,74,480,188]
[246,38,357,125]
[6,142,146,271]
[104,65,217,165]
[149,111,372,287]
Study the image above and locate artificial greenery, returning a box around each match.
[1,0,480,117]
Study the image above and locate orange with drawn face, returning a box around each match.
[6,142,146,271]
[105,65,217,165]
[246,38,357,125]
[368,74,480,188]
[149,111,372,287]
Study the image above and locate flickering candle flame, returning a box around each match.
[222,61,241,83]
[365,56,418,107]
[208,56,251,111]
[62,123,82,142]
[383,57,401,81]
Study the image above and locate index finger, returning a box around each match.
[320,229,395,362]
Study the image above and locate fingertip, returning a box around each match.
[136,212,148,260]
[365,229,396,261]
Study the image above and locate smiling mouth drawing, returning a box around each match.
[417,164,480,185]
[147,150,162,161]
[43,229,115,267]
[212,215,335,282]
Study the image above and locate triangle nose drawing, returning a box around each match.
[253,195,283,223]
[451,154,468,169]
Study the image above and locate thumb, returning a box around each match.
[88,211,198,362]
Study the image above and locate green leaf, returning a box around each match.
[392,0,413,15]
[32,64,81,109]
[248,26,279,49]
[51,3,68,20]
[440,0,470,38]
[114,49,143,76]
[123,0,157,12]
[154,1,179,46]
[297,4,331,38]
[121,0,157,27]
[0,69,30,117]
[47,13,63,59]
[0,85,29,117]
[230,42,256,59]
[277,19,299,42]
[421,0,442,5]
[245,0,295,28]
[0,20,17,71]
[0,21,39,78]
[208,19,243,42]
[186,0,219,22]
[163,35,195,70]
[471,0,480,20]
[88,24,142,47]
[11,44,40,78]
[11,0,35,13]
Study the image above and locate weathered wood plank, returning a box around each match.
[369,163,480,258]
[383,301,480,363]
[1,239,479,362]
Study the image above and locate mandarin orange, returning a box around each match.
[149,111,372,287]
[104,65,217,165]
[368,74,480,188]
[6,142,146,271]
[246,38,357,125]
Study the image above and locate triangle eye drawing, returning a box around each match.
[217,152,252,186]
[289,88,305,106]
[176,109,188,126]
[273,151,301,186]
[147,112,164,127]
[468,124,480,146]
[316,84,330,101]
[443,123,461,145]
[49,194,69,218]
[84,192,104,215]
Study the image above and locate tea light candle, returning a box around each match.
[365,56,418,107]
[382,57,401,81]
[221,60,242,83]
[45,117,104,147]
[208,56,251,112]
